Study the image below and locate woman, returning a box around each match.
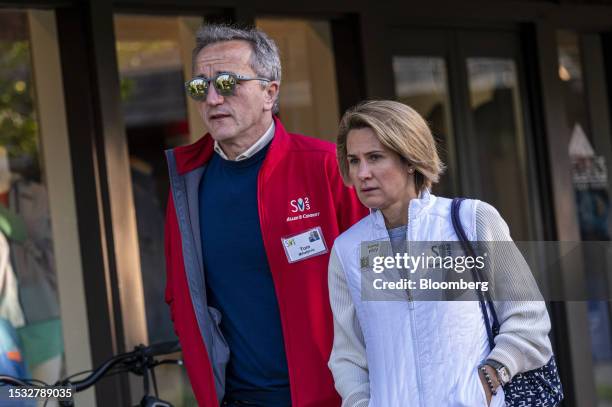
[327,100,554,407]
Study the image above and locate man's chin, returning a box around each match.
[208,129,237,142]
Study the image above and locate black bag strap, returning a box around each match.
[451,198,500,350]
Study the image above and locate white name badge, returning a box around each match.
[281,226,328,263]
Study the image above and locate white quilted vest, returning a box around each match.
[333,192,506,407]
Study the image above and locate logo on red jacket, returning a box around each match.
[290,197,310,212]
[287,196,320,222]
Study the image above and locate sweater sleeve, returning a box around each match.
[328,247,370,407]
[475,201,553,378]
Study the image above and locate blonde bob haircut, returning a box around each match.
[337,100,445,194]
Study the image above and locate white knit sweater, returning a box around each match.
[327,200,553,407]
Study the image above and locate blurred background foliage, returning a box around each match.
[0,40,38,160]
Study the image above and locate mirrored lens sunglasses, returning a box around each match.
[185,73,271,100]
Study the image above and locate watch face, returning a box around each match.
[498,367,511,383]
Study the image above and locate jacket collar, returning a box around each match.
[172,116,289,176]
[369,190,435,238]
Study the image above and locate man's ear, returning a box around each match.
[263,81,280,110]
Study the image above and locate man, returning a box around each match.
[164,24,367,407]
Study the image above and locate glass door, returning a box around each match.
[458,31,536,242]
[114,13,202,406]
[557,30,612,406]
[0,8,93,406]
[256,17,341,141]
[391,28,538,241]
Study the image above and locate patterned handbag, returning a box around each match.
[451,198,564,407]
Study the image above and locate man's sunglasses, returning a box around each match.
[185,72,270,100]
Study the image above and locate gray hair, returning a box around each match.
[192,24,282,114]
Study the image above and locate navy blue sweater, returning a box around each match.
[199,145,291,406]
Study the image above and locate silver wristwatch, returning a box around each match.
[486,359,511,385]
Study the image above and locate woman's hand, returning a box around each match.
[478,364,500,406]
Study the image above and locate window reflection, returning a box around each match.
[256,18,340,141]
[467,58,530,240]
[115,14,185,346]
[393,56,453,196]
[0,9,63,392]
[558,30,612,406]
[115,14,198,406]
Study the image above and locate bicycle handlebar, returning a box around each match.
[66,340,181,392]
[0,375,33,387]
[67,350,132,391]
[0,340,181,393]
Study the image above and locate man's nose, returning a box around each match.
[205,83,224,106]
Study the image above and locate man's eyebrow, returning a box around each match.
[194,69,237,78]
